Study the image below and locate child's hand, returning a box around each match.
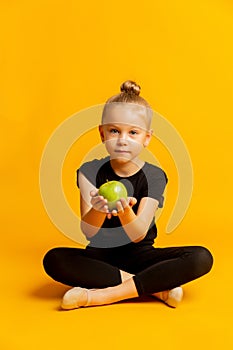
[111,197,137,216]
[91,189,137,219]
[90,190,109,215]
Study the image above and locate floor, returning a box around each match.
[1,179,232,350]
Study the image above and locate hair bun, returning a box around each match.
[120,80,141,96]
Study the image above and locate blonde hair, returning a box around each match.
[102,80,153,128]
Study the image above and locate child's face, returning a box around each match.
[99,104,152,164]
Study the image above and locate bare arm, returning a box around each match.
[79,171,108,239]
[115,197,159,243]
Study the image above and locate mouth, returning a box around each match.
[114,150,131,154]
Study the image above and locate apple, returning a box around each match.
[99,180,128,211]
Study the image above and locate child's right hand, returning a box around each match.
[90,190,110,215]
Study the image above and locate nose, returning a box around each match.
[117,132,128,146]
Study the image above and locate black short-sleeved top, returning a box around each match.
[77,157,168,248]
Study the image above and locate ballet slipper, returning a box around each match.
[159,287,183,308]
[61,287,91,310]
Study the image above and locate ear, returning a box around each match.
[143,129,153,147]
[98,125,105,143]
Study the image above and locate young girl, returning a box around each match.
[43,80,213,309]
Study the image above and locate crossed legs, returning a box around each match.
[43,245,213,310]
[61,269,183,309]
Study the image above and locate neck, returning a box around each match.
[110,158,145,177]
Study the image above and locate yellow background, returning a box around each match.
[1,0,233,349]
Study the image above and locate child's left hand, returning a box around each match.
[108,197,137,218]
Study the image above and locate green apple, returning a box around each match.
[99,180,128,211]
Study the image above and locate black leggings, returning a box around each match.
[43,244,213,296]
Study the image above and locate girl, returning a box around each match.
[43,80,213,309]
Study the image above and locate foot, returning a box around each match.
[61,287,90,310]
[152,287,183,308]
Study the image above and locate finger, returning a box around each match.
[119,197,128,209]
[90,190,98,197]
[91,196,106,206]
[102,204,109,213]
[96,205,109,214]
[92,199,108,212]
[129,197,137,207]
[116,201,124,212]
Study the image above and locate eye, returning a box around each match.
[110,128,119,134]
[129,130,138,135]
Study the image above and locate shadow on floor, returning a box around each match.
[29,282,69,300]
